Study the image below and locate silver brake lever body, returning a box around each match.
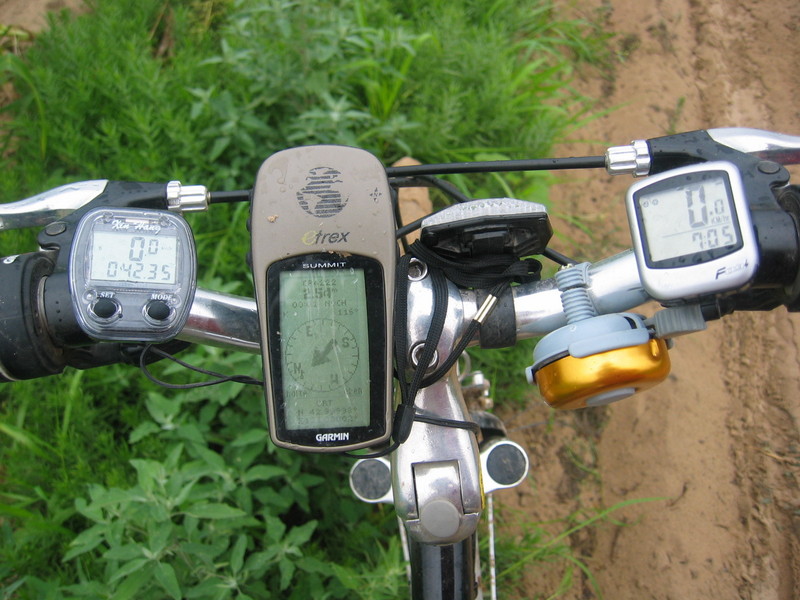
[707,127,800,165]
[0,180,108,231]
[0,179,210,233]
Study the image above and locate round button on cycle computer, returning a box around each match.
[625,161,759,301]
[92,297,119,319]
[69,207,197,342]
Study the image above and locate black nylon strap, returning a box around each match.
[407,240,541,288]
[364,240,543,453]
[392,256,450,444]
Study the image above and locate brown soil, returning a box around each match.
[502,1,800,598]
[0,0,82,33]
[3,0,799,598]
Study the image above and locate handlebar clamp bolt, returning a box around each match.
[407,258,428,281]
[410,342,439,371]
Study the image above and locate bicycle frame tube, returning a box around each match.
[409,536,478,599]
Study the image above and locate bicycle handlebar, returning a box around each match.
[3,125,800,600]
[3,125,800,561]
[176,249,648,355]
[1,126,799,381]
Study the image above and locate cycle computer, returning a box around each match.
[625,161,759,301]
[250,146,396,453]
[69,207,196,342]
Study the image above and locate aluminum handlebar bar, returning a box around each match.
[179,250,650,354]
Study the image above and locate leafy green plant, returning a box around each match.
[467,340,539,407]
[0,0,611,597]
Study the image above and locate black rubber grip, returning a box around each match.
[0,252,66,381]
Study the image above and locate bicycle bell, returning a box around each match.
[525,263,671,410]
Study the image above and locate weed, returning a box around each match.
[467,339,539,408]
[0,0,610,597]
[666,96,686,135]
[617,33,641,62]
[494,498,663,599]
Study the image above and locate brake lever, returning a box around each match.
[0,180,108,231]
[707,127,800,165]
[605,128,800,178]
[0,179,211,233]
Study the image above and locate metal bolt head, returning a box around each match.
[410,342,439,371]
[407,258,428,281]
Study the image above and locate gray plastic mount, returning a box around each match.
[530,313,651,372]
[648,304,707,338]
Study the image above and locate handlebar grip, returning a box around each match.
[778,185,800,311]
[712,185,800,316]
[0,252,66,381]
[0,252,192,382]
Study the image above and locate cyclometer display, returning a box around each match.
[637,173,738,263]
[69,207,196,342]
[626,161,758,301]
[250,145,396,453]
[89,231,179,284]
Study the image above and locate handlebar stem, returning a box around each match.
[392,270,483,545]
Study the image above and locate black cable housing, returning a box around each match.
[385,155,606,177]
[210,190,251,204]
[211,155,606,206]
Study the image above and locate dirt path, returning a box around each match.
[506,1,800,598]
[0,0,83,32]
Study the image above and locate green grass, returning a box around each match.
[492,498,662,599]
[0,0,611,597]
